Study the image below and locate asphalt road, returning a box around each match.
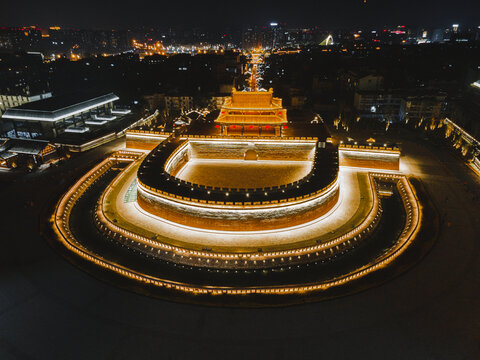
[0,133,479,360]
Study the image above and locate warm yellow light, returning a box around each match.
[52,156,421,297]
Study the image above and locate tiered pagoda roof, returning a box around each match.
[215,88,287,125]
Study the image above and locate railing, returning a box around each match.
[339,144,400,152]
[126,129,172,136]
[95,154,385,266]
[444,117,480,147]
[53,152,422,295]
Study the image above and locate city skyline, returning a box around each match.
[1,0,480,30]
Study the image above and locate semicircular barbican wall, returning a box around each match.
[136,137,340,231]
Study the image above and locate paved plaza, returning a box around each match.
[176,159,312,189]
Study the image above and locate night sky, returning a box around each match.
[1,0,479,30]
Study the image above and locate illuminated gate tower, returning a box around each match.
[215,51,287,137]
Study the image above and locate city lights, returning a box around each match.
[45,50,428,302]
[1,2,480,357]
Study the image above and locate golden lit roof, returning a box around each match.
[216,89,287,124]
[230,89,281,109]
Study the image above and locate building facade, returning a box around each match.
[405,92,447,121]
[165,96,194,113]
[354,91,406,122]
[1,93,119,139]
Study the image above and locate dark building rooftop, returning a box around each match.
[2,92,119,121]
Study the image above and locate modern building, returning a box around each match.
[263,22,285,49]
[1,92,120,139]
[164,95,194,113]
[354,91,406,122]
[242,27,264,50]
[432,28,447,43]
[405,91,447,121]
[0,92,52,116]
[356,75,384,92]
[143,93,165,111]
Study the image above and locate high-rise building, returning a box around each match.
[242,27,264,50]
[432,28,446,43]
